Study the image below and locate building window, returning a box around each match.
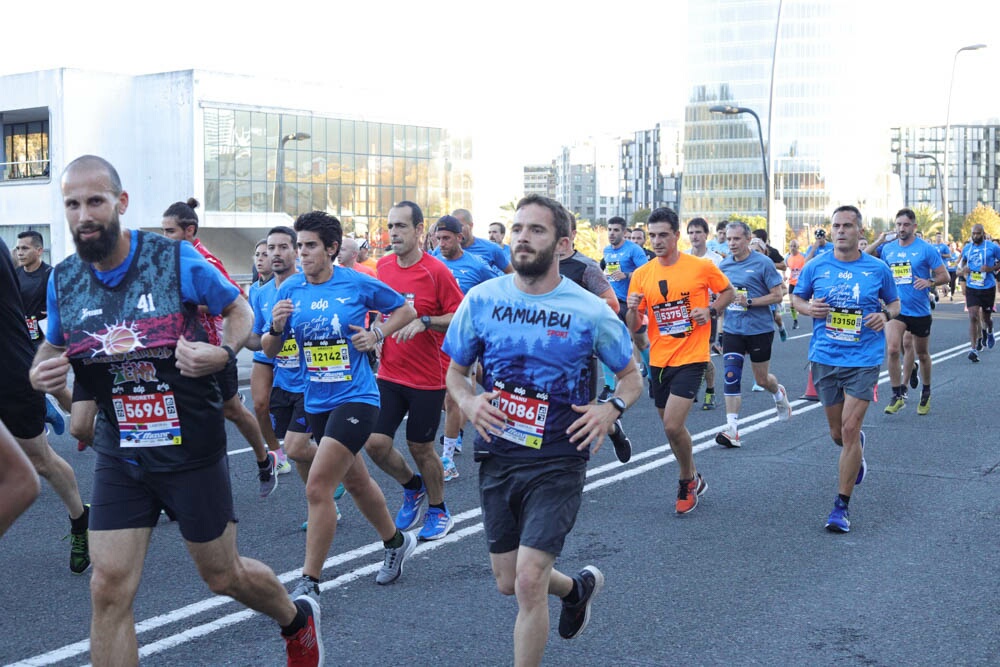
[2,109,49,181]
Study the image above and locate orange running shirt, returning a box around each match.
[628,253,730,367]
[786,252,805,286]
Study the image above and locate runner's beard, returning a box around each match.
[512,241,557,277]
[74,213,121,263]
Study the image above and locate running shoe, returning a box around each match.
[442,456,459,482]
[701,392,716,411]
[792,319,799,330]
[856,431,867,486]
[977,335,985,352]
[774,384,792,422]
[909,362,919,390]
[417,506,454,541]
[454,429,463,455]
[711,341,723,356]
[609,419,632,463]
[274,455,293,476]
[598,385,613,403]
[715,430,741,448]
[751,382,765,392]
[334,483,346,500]
[68,504,91,575]
[290,575,320,604]
[675,473,707,514]
[376,530,417,585]
[394,480,427,531]
[558,566,605,640]
[917,396,931,416]
[284,596,322,667]
[969,350,980,363]
[778,327,788,342]
[825,497,850,533]
[883,396,906,414]
[44,397,65,436]
[989,331,996,350]
[259,453,278,498]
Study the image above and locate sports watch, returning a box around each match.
[608,396,627,415]
[420,315,432,329]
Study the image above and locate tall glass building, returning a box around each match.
[682,0,889,234]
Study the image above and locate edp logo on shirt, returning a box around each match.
[311,299,329,311]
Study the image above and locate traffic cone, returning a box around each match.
[801,367,819,401]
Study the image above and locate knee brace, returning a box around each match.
[723,352,744,396]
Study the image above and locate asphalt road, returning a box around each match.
[2,301,998,666]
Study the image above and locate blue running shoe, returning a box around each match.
[334,483,346,500]
[856,431,867,486]
[825,497,850,533]
[395,480,427,531]
[45,397,65,436]
[417,506,454,541]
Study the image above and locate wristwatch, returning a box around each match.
[746,297,754,307]
[881,307,893,321]
[608,396,627,415]
[221,345,237,363]
[420,315,432,329]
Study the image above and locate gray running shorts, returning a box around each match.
[811,362,879,405]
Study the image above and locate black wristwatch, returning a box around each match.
[420,315,432,330]
[709,306,719,319]
[746,297,754,307]
[881,307,892,322]
[608,396,627,415]
[221,345,237,363]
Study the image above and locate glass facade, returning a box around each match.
[892,125,1000,226]
[202,107,472,246]
[683,0,879,231]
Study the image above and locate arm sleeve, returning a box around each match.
[45,272,64,345]
[594,309,633,373]
[441,297,479,366]
[179,242,241,315]
[582,263,613,296]
[436,264,465,314]
[793,263,814,299]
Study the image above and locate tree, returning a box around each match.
[572,217,604,261]
[631,208,651,226]
[959,204,1000,242]
[499,199,519,224]
[728,213,767,232]
[913,203,944,238]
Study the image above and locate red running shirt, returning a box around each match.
[376,252,464,389]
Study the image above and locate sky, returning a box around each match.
[3,0,999,220]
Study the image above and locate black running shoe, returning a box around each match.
[558,566,605,639]
[609,420,632,463]
[909,362,919,389]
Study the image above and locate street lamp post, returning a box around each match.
[273,127,311,213]
[942,43,987,237]
[904,152,944,216]
[710,104,769,234]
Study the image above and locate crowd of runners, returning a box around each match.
[1,153,996,666]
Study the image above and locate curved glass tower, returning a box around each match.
[682,0,886,233]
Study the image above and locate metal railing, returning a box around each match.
[1,159,50,181]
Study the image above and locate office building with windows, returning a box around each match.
[891,124,1000,229]
[620,122,682,221]
[682,0,891,234]
[0,68,472,274]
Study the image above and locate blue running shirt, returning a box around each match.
[434,251,497,294]
[794,253,898,367]
[442,275,632,460]
[602,240,648,301]
[960,241,1000,290]
[718,251,784,335]
[249,278,275,366]
[274,269,405,413]
[255,277,307,393]
[877,238,944,316]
